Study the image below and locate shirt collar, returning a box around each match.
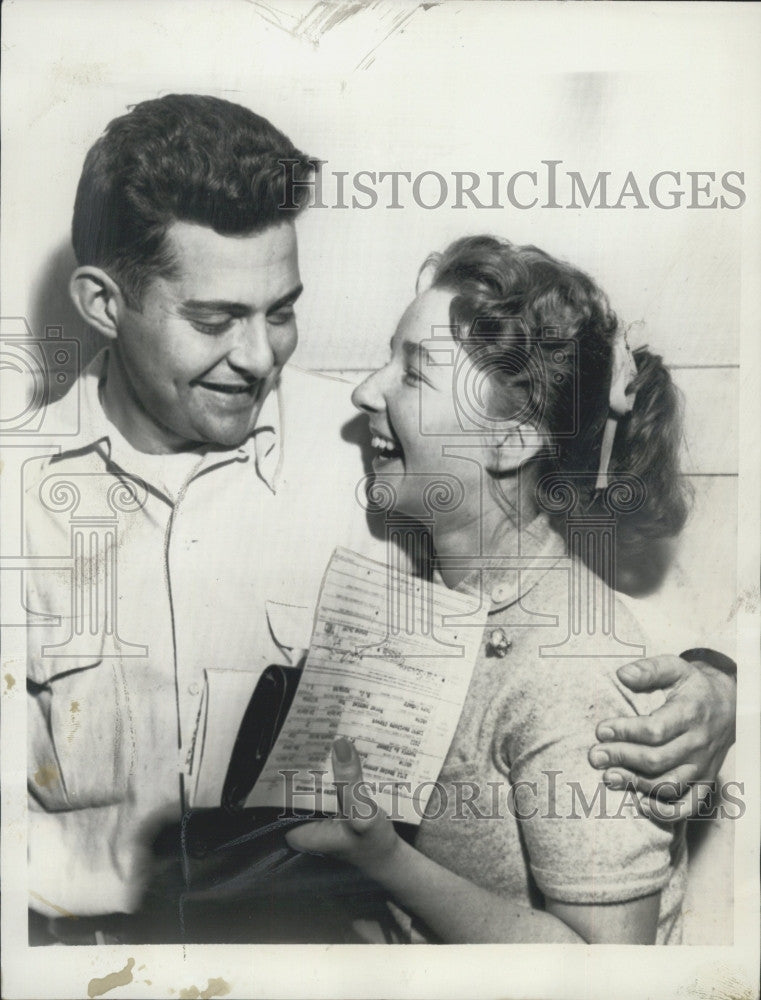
[250,374,283,493]
[52,348,283,495]
[455,513,567,614]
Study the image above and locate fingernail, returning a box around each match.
[333,737,354,763]
[604,771,624,789]
[589,748,609,768]
[597,726,615,741]
[618,664,642,681]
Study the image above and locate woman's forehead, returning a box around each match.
[393,287,457,348]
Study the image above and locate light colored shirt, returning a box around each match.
[25,350,385,917]
[413,518,687,945]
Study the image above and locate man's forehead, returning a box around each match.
[164,219,299,274]
[158,219,300,302]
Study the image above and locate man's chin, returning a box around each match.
[181,418,256,451]
[204,428,253,450]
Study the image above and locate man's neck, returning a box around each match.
[100,347,187,455]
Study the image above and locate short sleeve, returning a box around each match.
[503,597,680,905]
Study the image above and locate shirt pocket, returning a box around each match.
[28,656,135,811]
[264,600,314,666]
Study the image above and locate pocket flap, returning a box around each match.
[28,623,108,686]
[265,600,314,654]
[29,653,105,688]
[28,657,133,811]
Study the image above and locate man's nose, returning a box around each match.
[226,318,276,378]
[351,368,386,413]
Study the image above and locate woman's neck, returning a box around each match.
[432,497,533,590]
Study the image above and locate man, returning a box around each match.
[24,94,736,943]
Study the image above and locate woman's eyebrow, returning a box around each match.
[402,340,437,366]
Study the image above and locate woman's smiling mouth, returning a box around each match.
[370,429,403,462]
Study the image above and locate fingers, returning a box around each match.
[599,763,697,799]
[638,792,692,823]
[638,783,714,823]
[589,731,697,778]
[330,738,379,830]
[288,741,399,875]
[615,655,689,693]
[285,819,333,853]
[331,737,362,818]
[595,696,694,746]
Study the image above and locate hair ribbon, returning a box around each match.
[595,330,638,491]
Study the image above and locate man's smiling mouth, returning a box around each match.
[196,380,258,396]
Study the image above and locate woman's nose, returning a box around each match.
[352,369,385,413]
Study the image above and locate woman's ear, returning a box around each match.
[69,266,124,340]
[415,260,437,294]
[486,423,546,473]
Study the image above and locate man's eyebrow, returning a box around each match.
[266,283,304,313]
[179,300,248,316]
[178,284,304,316]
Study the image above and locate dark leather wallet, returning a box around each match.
[222,662,302,811]
[140,663,402,943]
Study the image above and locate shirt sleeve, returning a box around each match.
[503,598,679,906]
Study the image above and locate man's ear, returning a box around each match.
[486,423,546,473]
[69,266,125,340]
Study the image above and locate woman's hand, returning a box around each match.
[286,741,656,944]
[588,654,736,819]
[285,738,401,878]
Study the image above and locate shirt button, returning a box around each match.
[188,682,200,696]
[492,586,506,602]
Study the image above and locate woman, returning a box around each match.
[286,235,691,944]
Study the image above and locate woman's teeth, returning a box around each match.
[371,434,401,457]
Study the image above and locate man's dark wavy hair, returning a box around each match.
[425,235,690,590]
[72,94,315,306]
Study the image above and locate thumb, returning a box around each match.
[616,655,688,693]
[331,737,363,818]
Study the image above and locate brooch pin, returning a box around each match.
[486,628,512,658]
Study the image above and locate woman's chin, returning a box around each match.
[371,452,404,472]
[367,460,419,519]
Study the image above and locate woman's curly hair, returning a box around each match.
[425,235,690,587]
